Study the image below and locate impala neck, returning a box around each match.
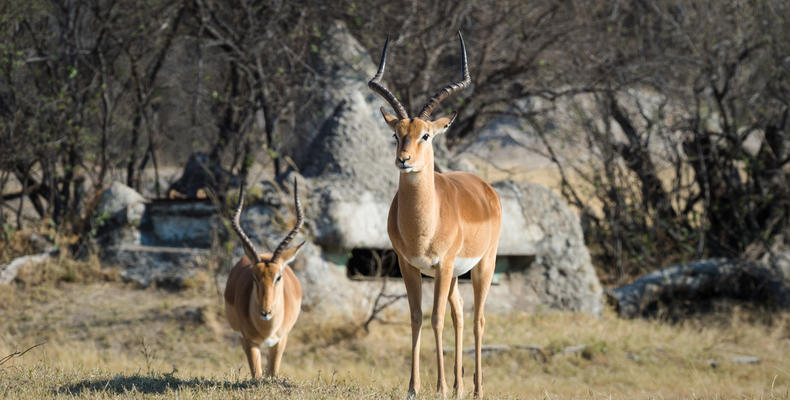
[397,154,438,238]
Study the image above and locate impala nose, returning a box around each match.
[260,311,272,321]
[397,155,411,164]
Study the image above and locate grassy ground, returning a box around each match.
[1,281,789,399]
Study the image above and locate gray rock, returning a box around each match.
[560,344,588,355]
[309,182,392,250]
[104,244,211,288]
[0,252,53,284]
[494,180,603,315]
[608,258,790,319]
[443,344,511,354]
[95,181,147,228]
[288,21,397,250]
[442,344,547,361]
[289,20,391,164]
[92,182,148,249]
[238,205,286,252]
[758,235,790,283]
[288,240,366,314]
[731,356,761,364]
[139,200,220,248]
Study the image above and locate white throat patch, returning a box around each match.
[261,334,281,348]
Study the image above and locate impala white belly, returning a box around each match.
[407,255,482,277]
[452,256,481,276]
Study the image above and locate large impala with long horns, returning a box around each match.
[224,179,304,379]
[369,32,502,399]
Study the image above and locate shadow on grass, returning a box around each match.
[58,372,292,395]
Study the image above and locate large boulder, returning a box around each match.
[753,235,790,283]
[608,258,790,319]
[290,20,392,163]
[107,245,211,288]
[96,181,147,221]
[494,180,603,314]
[139,200,220,248]
[93,181,147,247]
[94,181,217,288]
[289,240,367,315]
[289,21,397,250]
[280,20,603,314]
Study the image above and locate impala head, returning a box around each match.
[231,179,304,321]
[369,32,471,174]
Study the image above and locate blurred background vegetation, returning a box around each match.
[1,0,788,285]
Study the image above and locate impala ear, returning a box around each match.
[278,241,305,265]
[380,106,400,130]
[431,111,457,135]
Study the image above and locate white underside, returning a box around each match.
[261,334,281,348]
[408,255,482,277]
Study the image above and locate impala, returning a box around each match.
[369,32,502,399]
[224,179,304,379]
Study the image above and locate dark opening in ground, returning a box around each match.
[346,250,536,281]
[500,255,536,274]
[346,248,402,279]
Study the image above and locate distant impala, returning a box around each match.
[224,179,304,379]
[369,32,502,399]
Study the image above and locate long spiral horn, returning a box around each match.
[271,178,304,263]
[417,31,471,120]
[231,181,261,264]
[368,36,410,120]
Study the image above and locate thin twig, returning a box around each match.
[0,341,47,367]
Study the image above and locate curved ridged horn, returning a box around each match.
[368,36,409,120]
[271,178,304,263]
[231,181,261,264]
[417,31,471,120]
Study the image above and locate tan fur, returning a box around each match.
[224,248,302,379]
[383,110,502,399]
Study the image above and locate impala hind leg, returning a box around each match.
[266,335,288,376]
[398,255,423,399]
[448,277,464,398]
[241,336,263,379]
[471,251,496,398]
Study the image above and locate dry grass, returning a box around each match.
[0,281,789,399]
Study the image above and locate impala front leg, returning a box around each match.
[432,258,455,397]
[398,254,423,399]
[266,335,288,376]
[241,336,263,380]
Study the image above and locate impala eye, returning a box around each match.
[422,133,430,141]
[275,275,282,283]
